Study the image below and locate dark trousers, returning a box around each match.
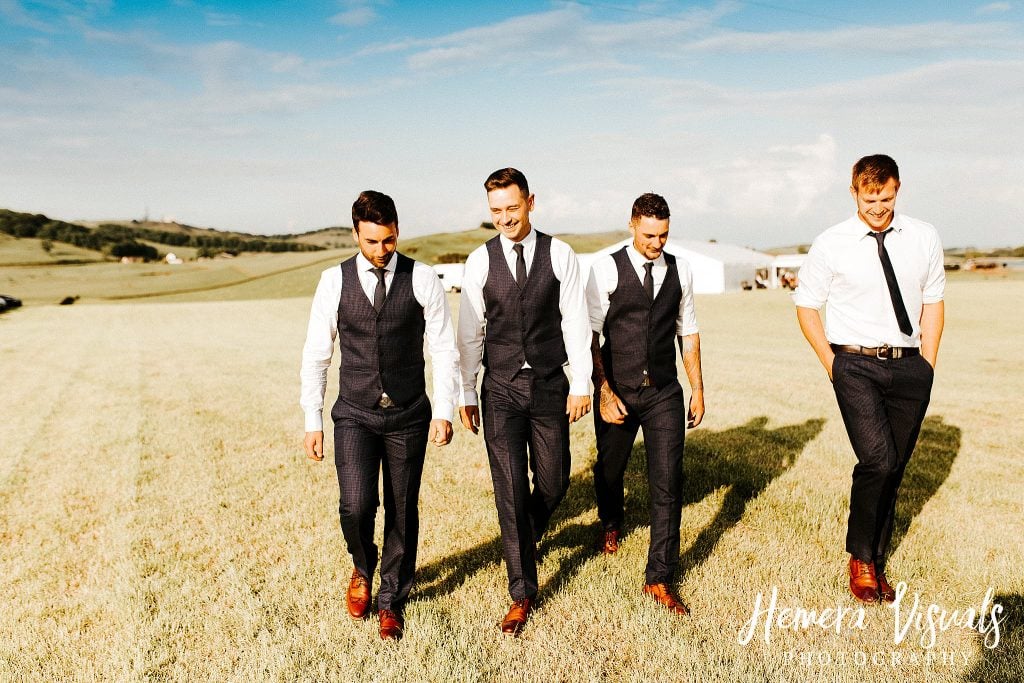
[832,352,934,566]
[481,369,571,601]
[331,393,431,611]
[593,380,686,585]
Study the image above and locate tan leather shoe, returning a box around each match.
[642,583,689,616]
[346,569,371,620]
[378,609,403,641]
[876,568,896,603]
[596,529,620,555]
[848,556,879,604]
[499,598,533,636]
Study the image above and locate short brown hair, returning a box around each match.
[851,155,900,191]
[351,190,398,232]
[484,167,530,197]
[631,193,671,222]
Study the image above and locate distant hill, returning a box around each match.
[0,209,325,263]
[401,227,629,263]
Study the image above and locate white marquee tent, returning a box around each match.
[578,238,776,294]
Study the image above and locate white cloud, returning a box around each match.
[0,0,57,32]
[977,2,1012,15]
[330,6,375,27]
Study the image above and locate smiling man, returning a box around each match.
[457,167,592,636]
[795,155,945,605]
[585,192,704,616]
[300,190,459,641]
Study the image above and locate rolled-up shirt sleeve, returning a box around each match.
[299,267,341,432]
[922,228,946,304]
[676,260,699,337]
[792,238,832,310]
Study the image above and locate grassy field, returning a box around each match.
[0,278,1021,682]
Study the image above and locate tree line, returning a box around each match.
[0,209,323,260]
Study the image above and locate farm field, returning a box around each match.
[0,279,1021,682]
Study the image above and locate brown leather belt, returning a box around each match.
[831,343,919,360]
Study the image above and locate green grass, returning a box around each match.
[0,279,1020,681]
[0,248,354,305]
[0,234,105,266]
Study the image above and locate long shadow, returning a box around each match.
[415,416,825,602]
[538,417,825,595]
[889,415,961,557]
[961,593,1023,683]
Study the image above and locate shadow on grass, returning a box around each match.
[414,416,825,601]
[889,415,961,558]
[963,593,1023,683]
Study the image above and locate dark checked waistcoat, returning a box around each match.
[337,253,425,409]
[601,247,682,392]
[481,232,567,382]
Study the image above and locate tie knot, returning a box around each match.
[513,243,524,255]
[644,262,653,273]
[869,229,891,244]
[373,267,386,282]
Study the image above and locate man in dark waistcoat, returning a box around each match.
[586,193,705,616]
[300,191,459,640]
[457,168,593,636]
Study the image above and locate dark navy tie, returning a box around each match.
[513,243,527,288]
[372,268,386,312]
[643,262,654,300]
[869,230,913,336]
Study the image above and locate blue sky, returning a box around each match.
[2,1,1022,247]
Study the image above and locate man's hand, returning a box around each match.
[459,405,480,434]
[304,431,324,461]
[429,419,454,446]
[566,394,592,423]
[687,388,705,429]
[598,382,628,424]
[826,352,837,382]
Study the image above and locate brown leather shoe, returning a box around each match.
[596,529,620,555]
[499,598,533,636]
[642,583,690,616]
[848,556,879,604]
[378,609,403,641]
[346,569,371,620]
[876,568,896,603]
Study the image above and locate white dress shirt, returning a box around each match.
[586,246,700,337]
[300,252,460,431]
[457,229,593,405]
[793,213,945,347]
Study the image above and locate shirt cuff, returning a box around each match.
[569,376,591,396]
[461,389,479,407]
[304,410,324,432]
[431,399,455,423]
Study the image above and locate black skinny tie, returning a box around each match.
[643,262,654,300]
[372,268,386,312]
[869,230,913,336]
[513,243,527,287]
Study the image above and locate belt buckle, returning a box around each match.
[640,375,652,387]
[378,394,395,409]
[875,344,890,360]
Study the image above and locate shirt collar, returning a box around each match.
[626,244,665,268]
[850,213,905,241]
[355,251,399,273]
[499,227,536,254]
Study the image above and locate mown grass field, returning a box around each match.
[0,276,1021,682]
